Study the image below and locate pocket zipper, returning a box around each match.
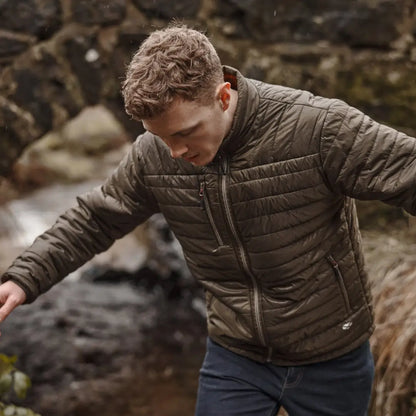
[327,255,353,330]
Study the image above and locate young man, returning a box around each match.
[1,25,415,415]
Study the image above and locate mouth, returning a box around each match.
[183,154,199,163]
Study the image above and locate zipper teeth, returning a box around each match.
[200,180,224,247]
[327,255,352,313]
[220,164,267,347]
[206,198,224,247]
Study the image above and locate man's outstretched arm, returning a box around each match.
[1,135,159,306]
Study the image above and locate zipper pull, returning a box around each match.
[218,153,229,175]
[327,255,338,269]
[199,181,206,210]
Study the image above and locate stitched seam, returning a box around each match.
[392,131,412,193]
[230,153,320,175]
[260,95,330,111]
[231,183,324,207]
[241,204,333,237]
[248,225,327,266]
[343,203,374,323]
[279,369,290,400]
[236,197,330,223]
[158,201,199,208]
[373,131,397,192]
[284,369,304,388]
[251,238,345,277]
[335,114,364,184]
[287,104,304,159]
[229,165,319,186]
[351,117,379,193]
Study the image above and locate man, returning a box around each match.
[0,25,414,415]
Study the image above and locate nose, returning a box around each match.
[168,141,188,159]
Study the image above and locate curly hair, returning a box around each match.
[122,25,224,120]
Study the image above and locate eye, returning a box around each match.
[178,129,193,137]
[175,123,200,138]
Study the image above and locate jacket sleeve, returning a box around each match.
[1,137,159,303]
[320,99,416,215]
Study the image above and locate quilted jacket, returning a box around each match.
[4,66,416,365]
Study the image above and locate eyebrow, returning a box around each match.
[171,122,200,137]
[144,122,200,138]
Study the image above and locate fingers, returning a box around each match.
[0,295,20,324]
[0,282,27,332]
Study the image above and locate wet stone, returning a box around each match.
[13,69,54,133]
[217,0,404,46]
[70,0,126,26]
[132,0,202,19]
[0,30,34,58]
[0,0,62,40]
[64,36,103,105]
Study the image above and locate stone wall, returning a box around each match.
[1,0,416,176]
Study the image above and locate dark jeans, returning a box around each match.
[195,337,374,416]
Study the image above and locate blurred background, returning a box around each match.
[0,0,415,415]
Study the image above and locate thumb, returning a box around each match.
[0,281,26,324]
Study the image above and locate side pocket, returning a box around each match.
[326,255,353,330]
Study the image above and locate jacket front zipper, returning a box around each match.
[199,180,225,247]
[218,155,268,347]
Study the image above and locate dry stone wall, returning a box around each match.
[1,0,416,176]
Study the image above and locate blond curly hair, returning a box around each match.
[122,25,224,120]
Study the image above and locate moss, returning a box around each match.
[356,200,407,231]
[335,63,416,133]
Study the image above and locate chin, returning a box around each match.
[190,160,204,167]
[194,156,214,167]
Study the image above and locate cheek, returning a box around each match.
[203,125,223,144]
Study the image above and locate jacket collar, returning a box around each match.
[217,66,260,157]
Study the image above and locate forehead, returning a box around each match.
[143,98,211,136]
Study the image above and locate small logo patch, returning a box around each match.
[342,321,353,330]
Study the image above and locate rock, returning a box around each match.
[0,0,62,40]
[132,0,202,19]
[70,0,126,26]
[2,42,85,166]
[335,61,416,134]
[13,68,54,132]
[0,94,44,177]
[0,279,159,415]
[0,30,35,59]
[9,106,130,186]
[64,35,103,105]
[60,105,127,155]
[217,0,406,47]
[328,2,403,48]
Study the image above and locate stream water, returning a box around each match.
[0,180,148,276]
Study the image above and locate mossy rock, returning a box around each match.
[335,61,416,134]
[356,200,407,231]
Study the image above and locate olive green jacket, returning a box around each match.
[4,67,416,364]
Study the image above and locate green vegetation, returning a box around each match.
[336,62,416,134]
[0,354,40,416]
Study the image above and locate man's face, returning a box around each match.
[142,84,234,166]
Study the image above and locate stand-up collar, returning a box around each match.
[219,66,260,156]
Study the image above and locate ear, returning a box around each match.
[216,82,232,111]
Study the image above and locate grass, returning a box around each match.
[362,229,416,416]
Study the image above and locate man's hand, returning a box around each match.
[0,281,27,333]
